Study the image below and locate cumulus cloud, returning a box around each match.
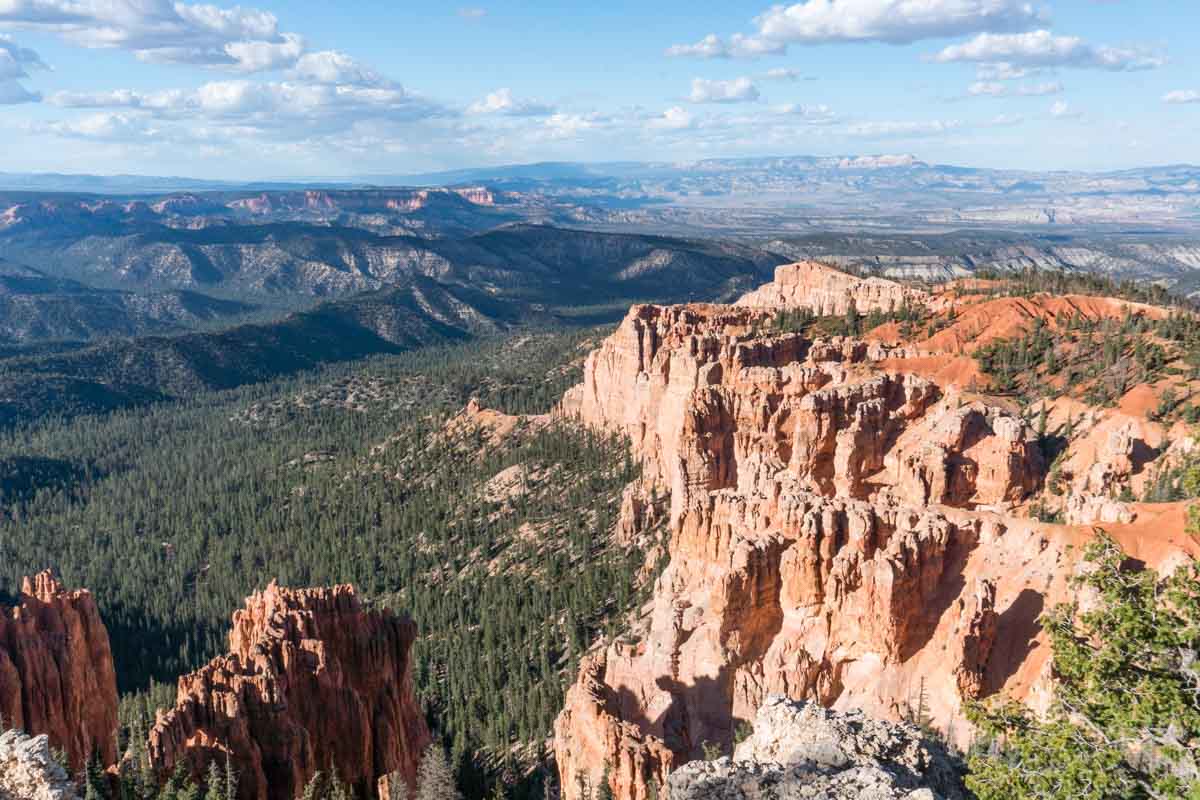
[290,51,386,86]
[45,77,449,140]
[668,0,1043,58]
[688,77,760,103]
[467,87,554,116]
[0,0,307,71]
[1164,90,1199,104]
[40,111,157,140]
[933,30,1166,71]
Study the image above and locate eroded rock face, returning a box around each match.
[0,572,119,771]
[147,582,429,800]
[550,296,1069,800]
[0,731,78,800]
[735,262,928,316]
[667,697,965,800]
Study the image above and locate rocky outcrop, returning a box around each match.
[735,262,928,316]
[0,731,78,800]
[550,294,1078,800]
[1065,425,1138,525]
[0,572,119,771]
[147,582,429,800]
[667,697,965,800]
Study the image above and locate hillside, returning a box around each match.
[0,265,257,344]
[0,277,528,427]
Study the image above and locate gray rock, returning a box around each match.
[667,697,965,800]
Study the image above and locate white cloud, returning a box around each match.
[975,61,1037,80]
[41,111,156,140]
[0,33,45,78]
[0,33,43,102]
[1164,90,1200,105]
[968,79,1062,96]
[771,102,836,123]
[0,0,307,71]
[688,77,760,103]
[646,106,694,130]
[1049,99,1080,118]
[762,67,800,81]
[45,77,449,138]
[225,32,304,73]
[467,87,554,116]
[987,112,1024,126]
[291,51,385,86]
[845,119,962,138]
[543,112,604,139]
[933,30,1166,71]
[666,32,784,58]
[967,81,1006,96]
[457,7,486,19]
[668,0,1043,58]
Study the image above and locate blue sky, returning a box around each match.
[0,0,1196,179]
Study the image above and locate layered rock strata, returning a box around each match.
[0,572,119,771]
[147,582,429,800]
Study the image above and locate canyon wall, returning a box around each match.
[552,263,1191,800]
[147,582,429,800]
[0,572,119,771]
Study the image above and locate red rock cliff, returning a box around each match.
[147,582,429,800]
[0,571,119,771]
[552,282,1193,800]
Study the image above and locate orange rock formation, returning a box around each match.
[0,571,119,771]
[552,263,1198,800]
[147,582,429,800]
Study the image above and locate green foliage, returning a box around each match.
[767,298,926,339]
[967,535,1200,799]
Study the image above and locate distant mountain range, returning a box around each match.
[3,156,1198,233]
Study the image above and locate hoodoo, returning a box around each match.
[0,571,119,772]
[147,581,429,800]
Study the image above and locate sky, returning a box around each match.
[0,0,1196,179]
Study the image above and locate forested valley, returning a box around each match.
[0,326,651,799]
